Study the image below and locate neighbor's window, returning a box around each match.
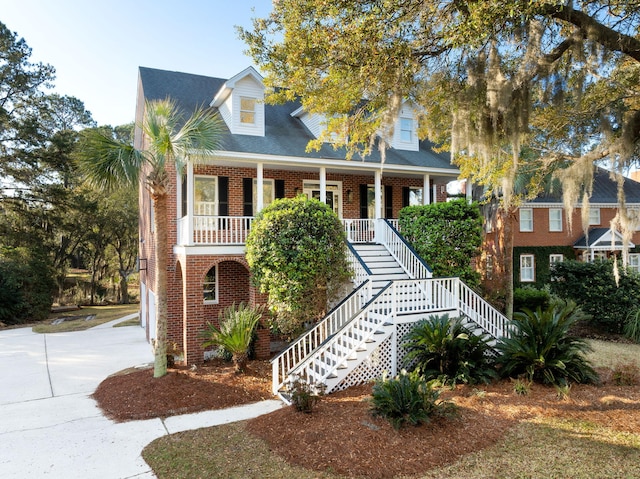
[399,118,413,142]
[519,208,533,232]
[549,208,562,232]
[520,254,535,282]
[203,266,218,303]
[549,254,564,264]
[629,254,640,274]
[240,97,256,124]
[588,208,601,225]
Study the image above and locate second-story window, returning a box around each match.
[549,208,562,232]
[194,176,217,215]
[519,208,533,232]
[399,118,413,142]
[588,207,601,225]
[240,97,256,124]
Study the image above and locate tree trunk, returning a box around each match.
[503,207,515,320]
[153,192,169,378]
[119,273,130,304]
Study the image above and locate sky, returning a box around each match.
[2,0,274,126]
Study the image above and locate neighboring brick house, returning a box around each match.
[134,66,459,365]
[481,168,640,291]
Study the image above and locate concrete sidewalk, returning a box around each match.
[0,318,282,478]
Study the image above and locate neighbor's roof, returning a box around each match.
[573,227,632,249]
[137,67,456,171]
[531,168,640,204]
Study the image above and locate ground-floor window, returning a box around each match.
[629,253,640,274]
[203,266,218,303]
[520,254,535,282]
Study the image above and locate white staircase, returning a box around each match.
[352,244,410,295]
[271,219,512,399]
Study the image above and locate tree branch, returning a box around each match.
[542,3,640,62]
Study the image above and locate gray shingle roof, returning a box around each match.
[138,67,455,171]
[531,168,640,204]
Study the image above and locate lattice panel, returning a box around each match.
[395,322,415,370]
[334,336,393,391]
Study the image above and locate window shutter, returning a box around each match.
[218,176,229,216]
[359,184,368,219]
[181,174,188,218]
[402,187,410,208]
[275,179,285,199]
[243,178,253,216]
[385,185,393,218]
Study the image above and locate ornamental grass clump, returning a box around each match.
[495,300,599,386]
[370,370,456,430]
[202,303,263,373]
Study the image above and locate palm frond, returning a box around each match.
[76,129,145,191]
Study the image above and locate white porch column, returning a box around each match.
[256,163,264,212]
[375,170,382,218]
[187,162,194,246]
[465,178,473,203]
[319,167,327,204]
[432,183,438,204]
[423,174,431,205]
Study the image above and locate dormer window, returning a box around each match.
[240,97,256,125]
[400,118,413,142]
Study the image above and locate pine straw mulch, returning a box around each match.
[93,361,640,478]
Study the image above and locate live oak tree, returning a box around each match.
[241,1,640,312]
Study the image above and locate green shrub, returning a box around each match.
[246,197,351,336]
[0,247,55,324]
[398,199,483,288]
[623,309,640,343]
[495,300,599,386]
[550,259,640,333]
[402,314,497,385]
[370,370,456,430]
[514,286,550,313]
[202,303,263,373]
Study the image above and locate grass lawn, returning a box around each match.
[32,304,140,333]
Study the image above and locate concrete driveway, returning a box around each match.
[0,317,282,478]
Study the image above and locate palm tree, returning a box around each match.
[77,99,224,378]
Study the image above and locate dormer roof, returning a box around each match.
[210,66,264,108]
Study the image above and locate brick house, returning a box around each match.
[134,66,462,367]
[481,168,640,291]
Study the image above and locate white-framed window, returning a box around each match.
[520,254,535,282]
[240,97,256,124]
[194,176,217,215]
[486,254,494,280]
[588,208,601,226]
[203,266,218,304]
[399,118,413,142]
[629,253,640,274]
[549,208,563,232]
[549,254,564,264]
[253,179,274,215]
[519,208,533,232]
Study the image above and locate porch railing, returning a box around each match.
[342,219,375,243]
[380,219,432,279]
[176,216,254,245]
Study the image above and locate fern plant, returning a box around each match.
[202,303,263,373]
[495,300,598,386]
[370,370,456,430]
[402,314,497,385]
